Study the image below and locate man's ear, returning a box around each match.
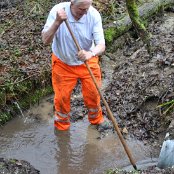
[71,1,75,8]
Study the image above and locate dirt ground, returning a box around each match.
[103,11,174,143]
[0,1,174,174]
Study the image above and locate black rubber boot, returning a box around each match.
[97,120,113,132]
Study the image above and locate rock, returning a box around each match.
[0,158,40,174]
[158,120,174,169]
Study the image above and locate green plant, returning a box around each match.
[157,99,174,115]
[0,112,12,125]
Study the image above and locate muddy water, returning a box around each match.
[0,94,159,174]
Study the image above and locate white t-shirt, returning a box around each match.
[42,2,105,65]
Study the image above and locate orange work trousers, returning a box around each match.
[52,53,104,131]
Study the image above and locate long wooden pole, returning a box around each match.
[64,20,137,170]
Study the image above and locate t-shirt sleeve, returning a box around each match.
[42,4,62,33]
[93,12,105,45]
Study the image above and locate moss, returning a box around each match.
[0,69,53,125]
[126,0,146,30]
[104,25,126,47]
[126,0,152,55]
[0,112,12,125]
[9,159,17,163]
[126,0,139,17]
[104,24,131,53]
[104,27,116,44]
[0,85,53,125]
[19,86,53,110]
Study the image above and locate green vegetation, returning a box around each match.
[104,24,129,49]
[0,112,12,125]
[126,0,152,54]
[106,168,141,174]
[104,27,117,44]
[0,76,52,125]
[157,100,174,115]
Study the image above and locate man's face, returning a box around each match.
[71,1,91,19]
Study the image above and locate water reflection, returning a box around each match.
[53,124,126,174]
[54,129,72,174]
[54,125,102,174]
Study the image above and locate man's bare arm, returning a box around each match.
[42,9,67,45]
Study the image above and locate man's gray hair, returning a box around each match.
[71,0,92,5]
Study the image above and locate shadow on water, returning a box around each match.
[0,95,160,174]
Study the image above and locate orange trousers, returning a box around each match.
[52,53,104,130]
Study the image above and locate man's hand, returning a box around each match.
[55,9,67,24]
[77,50,94,61]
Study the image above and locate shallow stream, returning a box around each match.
[0,94,159,174]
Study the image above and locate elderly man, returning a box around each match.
[42,0,110,131]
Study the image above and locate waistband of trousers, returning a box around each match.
[52,53,99,66]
